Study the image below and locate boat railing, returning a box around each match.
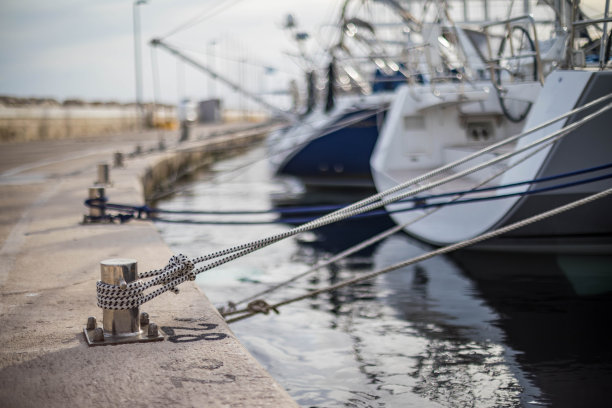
[333,42,457,95]
[390,17,545,100]
[567,0,611,70]
[389,34,481,98]
[481,14,544,92]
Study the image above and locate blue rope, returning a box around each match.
[262,171,612,224]
[85,161,612,216]
[386,171,612,214]
[100,171,612,226]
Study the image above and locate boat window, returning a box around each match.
[403,116,426,130]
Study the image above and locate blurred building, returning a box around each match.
[198,99,222,123]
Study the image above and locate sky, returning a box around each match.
[0,0,607,109]
[0,0,339,108]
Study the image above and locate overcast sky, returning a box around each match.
[0,0,339,107]
[1,0,606,108]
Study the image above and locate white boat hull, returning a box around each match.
[371,70,612,253]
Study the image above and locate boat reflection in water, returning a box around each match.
[451,249,612,407]
[289,201,612,407]
[155,149,611,407]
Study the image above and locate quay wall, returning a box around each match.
[0,104,176,142]
[0,99,270,143]
[141,126,269,200]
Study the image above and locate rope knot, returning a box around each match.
[160,254,196,293]
[218,301,237,316]
[247,299,279,315]
[172,254,196,279]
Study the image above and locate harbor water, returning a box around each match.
[153,145,611,408]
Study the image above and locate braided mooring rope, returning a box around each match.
[95,98,612,310]
[96,254,196,310]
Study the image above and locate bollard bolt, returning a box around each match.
[140,312,149,326]
[86,316,97,330]
[147,323,159,338]
[93,327,104,342]
[119,278,127,291]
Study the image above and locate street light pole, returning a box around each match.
[208,39,217,99]
[133,0,147,129]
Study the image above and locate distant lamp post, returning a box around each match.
[208,39,217,99]
[133,0,147,129]
[262,66,276,95]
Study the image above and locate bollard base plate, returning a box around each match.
[82,215,132,225]
[83,322,165,347]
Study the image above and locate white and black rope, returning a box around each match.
[96,96,612,310]
[220,134,561,316]
[226,187,612,323]
[96,254,196,310]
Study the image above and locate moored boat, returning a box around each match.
[370,2,612,253]
[268,0,428,188]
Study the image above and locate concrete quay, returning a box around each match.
[0,123,298,407]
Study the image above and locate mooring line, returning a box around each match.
[143,91,612,207]
[224,188,612,323]
[88,162,612,227]
[90,170,612,226]
[95,99,612,310]
[87,160,612,218]
[220,135,560,315]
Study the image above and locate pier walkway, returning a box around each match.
[0,123,298,407]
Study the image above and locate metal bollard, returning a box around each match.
[83,259,164,346]
[96,163,110,185]
[101,259,140,336]
[88,186,106,219]
[113,152,124,168]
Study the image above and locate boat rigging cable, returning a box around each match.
[159,0,246,40]
[96,96,612,312]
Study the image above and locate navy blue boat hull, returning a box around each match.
[277,108,384,187]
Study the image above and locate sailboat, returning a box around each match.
[370,1,612,253]
[268,0,427,189]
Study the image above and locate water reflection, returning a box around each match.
[452,250,612,407]
[154,147,611,407]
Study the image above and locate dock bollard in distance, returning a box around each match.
[83,186,106,223]
[83,259,164,346]
[96,162,111,185]
[113,152,124,168]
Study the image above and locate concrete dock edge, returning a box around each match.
[0,124,298,407]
